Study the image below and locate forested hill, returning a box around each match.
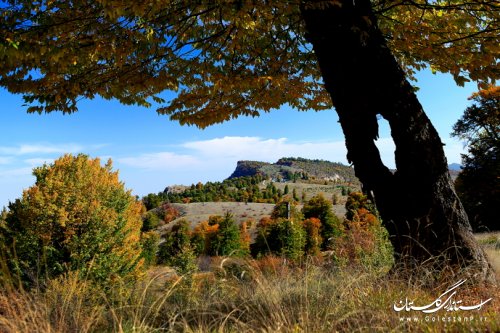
[228,157,358,183]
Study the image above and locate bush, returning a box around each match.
[302,194,341,249]
[157,219,198,274]
[333,192,394,270]
[210,213,247,257]
[157,203,180,224]
[253,218,306,260]
[1,154,144,286]
[140,231,160,267]
[158,219,190,263]
[303,218,322,256]
[142,211,160,232]
[191,219,219,256]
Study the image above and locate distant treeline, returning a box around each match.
[142,174,355,210]
[143,175,283,209]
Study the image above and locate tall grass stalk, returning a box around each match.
[0,258,498,332]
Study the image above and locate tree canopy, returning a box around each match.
[0,1,498,127]
[452,86,500,231]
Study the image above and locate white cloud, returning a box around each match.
[0,143,106,156]
[183,136,350,163]
[118,152,200,170]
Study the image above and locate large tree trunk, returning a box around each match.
[301,0,495,283]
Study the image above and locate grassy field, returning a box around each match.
[476,232,500,280]
[170,202,275,227]
[2,210,499,333]
[163,200,347,233]
[1,255,498,333]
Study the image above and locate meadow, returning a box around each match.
[1,240,499,333]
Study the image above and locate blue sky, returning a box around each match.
[0,70,476,208]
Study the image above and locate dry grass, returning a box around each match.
[163,199,346,235]
[1,256,498,333]
[168,202,274,227]
[476,232,500,281]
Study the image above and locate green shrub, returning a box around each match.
[140,231,160,267]
[302,194,341,249]
[253,218,306,260]
[210,213,247,257]
[333,192,394,270]
[142,211,160,232]
[158,219,190,263]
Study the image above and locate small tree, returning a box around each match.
[334,192,394,270]
[332,193,339,205]
[303,218,322,256]
[142,193,163,211]
[302,194,341,249]
[157,219,191,264]
[210,213,246,257]
[140,230,160,267]
[345,192,378,221]
[239,219,252,256]
[272,219,306,260]
[157,203,180,224]
[2,154,144,285]
[252,217,305,261]
[157,219,197,274]
[191,220,219,256]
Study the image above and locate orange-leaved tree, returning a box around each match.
[1,0,498,281]
[334,192,394,269]
[1,154,144,286]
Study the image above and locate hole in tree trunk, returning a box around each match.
[374,117,396,170]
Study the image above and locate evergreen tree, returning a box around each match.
[303,194,341,249]
[211,213,246,257]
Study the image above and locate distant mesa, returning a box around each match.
[228,157,358,184]
[164,159,462,192]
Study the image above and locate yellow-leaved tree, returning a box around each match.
[1,154,144,286]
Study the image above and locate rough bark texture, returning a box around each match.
[301,0,495,283]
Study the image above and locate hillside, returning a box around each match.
[228,157,358,184]
[159,201,347,236]
[146,158,462,210]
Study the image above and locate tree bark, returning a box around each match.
[301,0,495,283]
